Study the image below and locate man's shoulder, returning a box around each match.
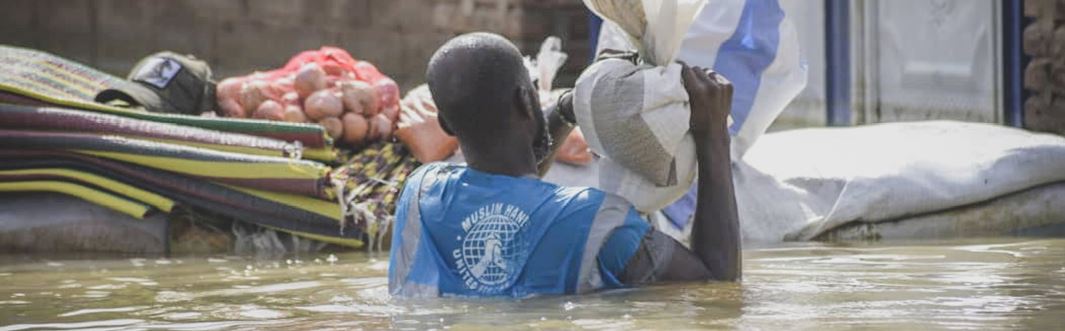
[404,162,462,189]
[406,163,619,209]
[412,162,462,178]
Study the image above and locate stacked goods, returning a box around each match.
[215,47,401,148]
[1023,0,1065,133]
[0,46,379,249]
[0,103,362,247]
[0,46,336,162]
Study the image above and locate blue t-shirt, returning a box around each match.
[388,163,650,297]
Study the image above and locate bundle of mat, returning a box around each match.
[0,100,432,249]
[0,46,427,249]
[0,116,364,247]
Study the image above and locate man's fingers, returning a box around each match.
[711,71,731,87]
[681,64,701,91]
[705,70,732,90]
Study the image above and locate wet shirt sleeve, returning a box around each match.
[595,207,651,288]
[387,163,435,295]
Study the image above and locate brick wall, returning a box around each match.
[0,0,591,91]
[1023,0,1065,133]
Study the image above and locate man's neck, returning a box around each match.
[461,141,538,178]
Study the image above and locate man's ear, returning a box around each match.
[513,85,538,120]
[437,114,455,136]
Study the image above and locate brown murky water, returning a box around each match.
[1,239,1063,330]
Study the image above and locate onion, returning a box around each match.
[303,89,343,120]
[218,98,246,118]
[294,63,327,99]
[381,104,400,122]
[283,104,307,123]
[240,80,271,113]
[271,76,295,96]
[252,100,284,121]
[370,113,393,140]
[354,61,382,81]
[339,80,378,115]
[216,78,243,102]
[374,77,400,111]
[321,62,346,76]
[319,116,344,139]
[282,91,300,106]
[341,112,369,145]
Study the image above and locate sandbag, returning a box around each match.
[817,182,1065,241]
[577,0,806,212]
[736,121,1065,242]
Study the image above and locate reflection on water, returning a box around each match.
[1,239,1063,330]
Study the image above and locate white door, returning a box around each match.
[857,0,1002,123]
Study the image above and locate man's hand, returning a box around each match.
[537,90,578,176]
[681,63,733,140]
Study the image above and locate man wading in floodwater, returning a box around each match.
[388,33,739,297]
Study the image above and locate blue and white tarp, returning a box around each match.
[575,0,806,213]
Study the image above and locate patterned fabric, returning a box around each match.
[333,141,420,251]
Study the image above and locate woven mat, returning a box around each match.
[0,45,126,103]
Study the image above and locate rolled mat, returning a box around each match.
[0,152,341,223]
[0,103,299,158]
[0,46,332,149]
[0,152,359,244]
[0,168,174,212]
[0,103,336,162]
[0,180,150,218]
[0,129,333,198]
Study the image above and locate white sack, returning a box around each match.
[577,0,806,212]
[736,121,1065,242]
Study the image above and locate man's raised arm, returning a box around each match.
[683,64,741,281]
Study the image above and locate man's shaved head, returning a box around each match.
[427,32,548,161]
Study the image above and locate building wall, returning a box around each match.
[0,0,590,91]
[1023,0,1065,134]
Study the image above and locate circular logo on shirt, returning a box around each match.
[452,203,529,294]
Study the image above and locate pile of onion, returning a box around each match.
[214,60,402,148]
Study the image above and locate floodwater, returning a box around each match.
[1,239,1063,330]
